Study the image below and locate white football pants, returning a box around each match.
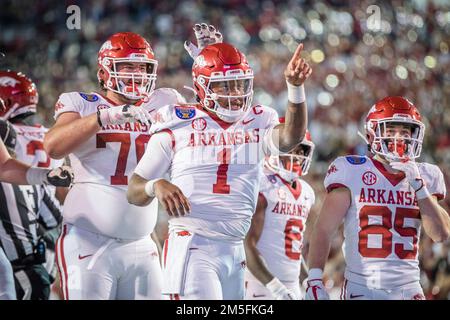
[163,232,246,300]
[340,278,425,300]
[55,223,162,300]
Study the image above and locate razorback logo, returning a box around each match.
[55,101,65,112]
[99,40,113,52]
[327,164,338,176]
[176,231,191,237]
[194,55,207,68]
[0,76,20,87]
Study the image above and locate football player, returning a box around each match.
[127,41,311,299]
[0,84,71,187]
[0,120,63,300]
[244,126,315,300]
[0,70,70,295]
[0,118,71,300]
[43,32,186,300]
[305,96,450,300]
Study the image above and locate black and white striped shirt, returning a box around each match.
[0,183,62,262]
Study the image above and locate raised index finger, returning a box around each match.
[289,43,304,65]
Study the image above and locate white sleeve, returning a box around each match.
[54,92,83,120]
[323,157,349,193]
[134,130,174,180]
[262,107,281,156]
[421,164,447,201]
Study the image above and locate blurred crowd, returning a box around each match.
[1,0,449,299]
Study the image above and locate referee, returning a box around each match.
[0,119,63,300]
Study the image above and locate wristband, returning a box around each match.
[26,167,50,185]
[308,268,323,281]
[144,178,164,197]
[286,82,306,104]
[265,277,284,294]
[414,179,432,200]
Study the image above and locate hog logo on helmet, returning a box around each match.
[0,77,20,87]
[192,43,254,123]
[364,96,425,162]
[0,70,38,120]
[97,32,158,101]
[194,55,207,68]
[266,118,315,182]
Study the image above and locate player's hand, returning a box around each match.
[154,179,191,217]
[46,166,73,187]
[184,23,223,59]
[266,277,297,300]
[390,160,423,191]
[284,43,312,86]
[98,105,151,127]
[305,279,329,300]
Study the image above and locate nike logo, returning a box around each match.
[242,118,255,125]
[349,293,364,299]
[252,294,266,298]
[78,254,94,260]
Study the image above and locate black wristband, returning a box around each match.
[96,110,103,128]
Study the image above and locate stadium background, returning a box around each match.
[1,0,449,299]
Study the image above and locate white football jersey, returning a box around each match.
[324,155,446,289]
[254,167,315,282]
[134,104,280,242]
[12,124,63,169]
[54,89,185,239]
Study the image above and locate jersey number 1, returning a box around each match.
[213,147,231,194]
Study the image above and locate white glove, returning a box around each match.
[184,23,223,59]
[265,277,296,300]
[390,160,430,199]
[97,105,151,127]
[304,268,330,300]
[26,166,73,187]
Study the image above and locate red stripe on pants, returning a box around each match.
[57,224,69,300]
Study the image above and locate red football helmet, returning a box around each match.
[97,32,157,100]
[0,70,38,120]
[192,42,253,123]
[266,119,315,181]
[365,96,425,161]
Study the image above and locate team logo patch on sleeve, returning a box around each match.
[175,106,196,120]
[79,92,99,102]
[345,156,367,165]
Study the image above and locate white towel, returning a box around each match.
[161,230,194,295]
